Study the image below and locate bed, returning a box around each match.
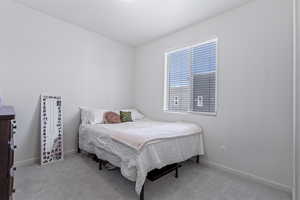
[78,109,204,199]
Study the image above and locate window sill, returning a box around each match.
[163,110,217,117]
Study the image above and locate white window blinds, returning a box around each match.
[165,39,217,114]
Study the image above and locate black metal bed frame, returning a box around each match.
[78,146,200,200]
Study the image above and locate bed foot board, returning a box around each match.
[140,185,144,200]
[196,155,200,164]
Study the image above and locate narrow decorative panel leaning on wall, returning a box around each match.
[40,94,63,165]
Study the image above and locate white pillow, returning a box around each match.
[119,108,145,121]
[80,107,107,124]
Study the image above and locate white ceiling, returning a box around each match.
[16,0,251,46]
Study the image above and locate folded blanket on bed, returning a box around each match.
[99,120,202,150]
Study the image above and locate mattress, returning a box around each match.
[79,119,204,195]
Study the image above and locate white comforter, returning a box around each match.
[79,119,204,195]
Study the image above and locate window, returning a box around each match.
[196,96,204,107]
[164,39,217,114]
[174,96,179,105]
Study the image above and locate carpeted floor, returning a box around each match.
[15,154,291,200]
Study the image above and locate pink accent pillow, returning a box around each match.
[104,112,121,124]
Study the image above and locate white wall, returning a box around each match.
[0,0,134,163]
[296,0,300,198]
[135,0,293,189]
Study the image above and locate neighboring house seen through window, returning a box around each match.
[164,39,217,114]
[174,96,179,106]
[196,96,204,107]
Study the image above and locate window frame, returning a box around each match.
[163,38,218,116]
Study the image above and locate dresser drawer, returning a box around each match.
[8,176,15,197]
[9,150,14,169]
[9,120,17,169]
[10,120,16,137]
[0,178,10,200]
[0,121,10,179]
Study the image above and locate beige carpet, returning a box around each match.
[15,154,291,200]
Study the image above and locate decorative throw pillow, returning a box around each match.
[104,112,121,124]
[120,111,133,122]
[118,109,144,121]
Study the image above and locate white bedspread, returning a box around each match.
[79,119,204,195]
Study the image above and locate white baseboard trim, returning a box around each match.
[200,159,292,194]
[15,149,76,167]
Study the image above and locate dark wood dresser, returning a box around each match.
[0,106,16,200]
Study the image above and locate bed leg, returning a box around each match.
[77,147,81,154]
[92,154,98,162]
[140,185,144,200]
[175,167,178,178]
[196,155,200,164]
[99,160,103,170]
